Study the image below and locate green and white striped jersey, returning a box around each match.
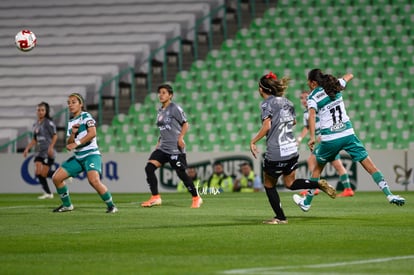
[67,111,100,159]
[307,79,354,141]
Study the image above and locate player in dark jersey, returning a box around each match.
[23,102,57,199]
[141,84,202,208]
[250,72,336,224]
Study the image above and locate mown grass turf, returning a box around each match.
[0,191,413,275]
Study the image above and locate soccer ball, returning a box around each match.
[15,29,37,52]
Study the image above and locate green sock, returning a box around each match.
[100,191,115,208]
[340,174,351,189]
[304,177,319,205]
[57,185,72,207]
[372,171,392,196]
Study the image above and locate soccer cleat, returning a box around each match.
[191,196,203,208]
[262,218,288,224]
[387,195,405,206]
[337,188,355,197]
[317,179,336,199]
[293,194,311,212]
[106,205,118,213]
[141,195,162,207]
[53,204,74,212]
[38,193,54,199]
[299,189,320,196]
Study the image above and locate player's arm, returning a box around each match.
[67,120,96,150]
[178,121,189,149]
[307,108,317,152]
[23,138,37,158]
[48,134,57,157]
[342,73,354,82]
[250,117,271,159]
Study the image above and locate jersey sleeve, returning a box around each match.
[339,78,346,88]
[83,113,96,128]
[261,102,272,121]
[307,98,318,111]
[173,104,187,125]
[46,119,57,136]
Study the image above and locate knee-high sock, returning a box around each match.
[176,169,198,197]
[145,163,159,195]
[265,187,286,220]
[304,177,320,205]
[38,176,51,194]
[288,179,319,190]
[372,171,392,196]
[56,185,72,207]
[100,191,115,208]
[340,174,351,189]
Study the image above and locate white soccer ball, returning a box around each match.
[15,29,37,52]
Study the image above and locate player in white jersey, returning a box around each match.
[250,72,336,224]
[293,69,405,211]
[51,93,118,213]
[140,84,202,208]
[296,90,354,198]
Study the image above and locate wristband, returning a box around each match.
[297,137,302,142]
[75,140,81,146]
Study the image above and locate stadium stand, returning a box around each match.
[0,0,227,152]
[100,0,412,153]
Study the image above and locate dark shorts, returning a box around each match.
[149,149,188,171]
[263,155,299,179]
[34,156,55,166]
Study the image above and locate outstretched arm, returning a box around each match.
[342,73,354,82]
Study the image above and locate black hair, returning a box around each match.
[308,69,345,100]
[157,83,174,94]
[38,101,52,120]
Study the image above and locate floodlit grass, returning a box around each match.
[0,191,413,275]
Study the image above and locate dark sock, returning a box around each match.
[38,176,51,194]
[145,163,159,195]
[176,169,198,197]
[265,187,286,220]
[47,169,55,178]
[289,179,319,190]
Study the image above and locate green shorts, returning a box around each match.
[61,154,102,177]
[312,143,340,161]
[314,134,368,165]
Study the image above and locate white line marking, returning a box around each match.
[222,255,414,274]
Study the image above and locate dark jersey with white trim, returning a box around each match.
[156,102,187,154]
[32,118,57,159]
[261,95,298,161]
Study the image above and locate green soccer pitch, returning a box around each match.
[0,192,413,274]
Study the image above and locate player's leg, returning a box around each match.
[300,153,320,196]
[344,135,405,206]
[52,157,79,212]
[84,155,117,213]
[332,158,354,197]
[142,150,165,207]
[34,158,52,198]
[171,154,202,208]
[262,160,288,224]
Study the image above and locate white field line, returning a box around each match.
[221,255,414,274]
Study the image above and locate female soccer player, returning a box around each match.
[141,84,202,208]
[51,93,117,213]
[250,72,336,224]
[293,69,405,212]
[297,90,354,198]
[23,102,57,199]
